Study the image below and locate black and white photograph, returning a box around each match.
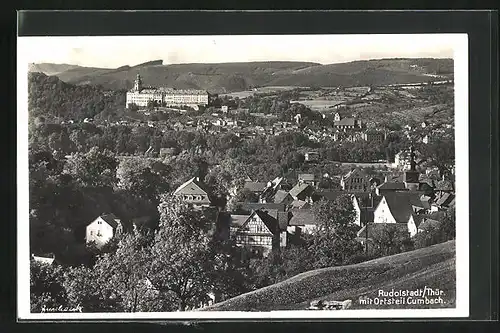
[17,32,469,320]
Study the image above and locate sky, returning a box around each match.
[18,34,458,68]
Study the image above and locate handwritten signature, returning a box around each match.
[41,304,83,313]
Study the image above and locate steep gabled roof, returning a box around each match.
[360,207,375,224]
[244,181,267,193]
[274,190,291,204]
[379,192,425,223]
[378,181,408,191]
[290,200,310,209]
[239,210,279,235]
[230,214,251,228]
[289,183,313,199]
[343,168,364,180]
[288,209,318,226]
[436,192,455,207]
[238,202,286,213]
[97,214,120,229]
[174,177,209,196]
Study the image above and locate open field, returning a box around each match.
[221,86,306,99]
[201,241,455,311]
[290,99,346,111]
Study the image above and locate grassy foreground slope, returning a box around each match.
[201,241,456,311]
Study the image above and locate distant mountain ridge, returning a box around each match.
[29,58,453,93]
[28,63,83,76]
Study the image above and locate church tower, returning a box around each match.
[133,74,143,92]
[334,112,341,122]
[404,145,420,191]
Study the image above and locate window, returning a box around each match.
[97,230,102,237]
[98,221,102,225]
[90,231,94,236]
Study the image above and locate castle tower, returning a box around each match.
[404,145,420,191]
[133,74,143,92]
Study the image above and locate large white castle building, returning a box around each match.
[126,74,209,108]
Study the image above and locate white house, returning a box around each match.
[86,214,123,248]
[372,192,430,238]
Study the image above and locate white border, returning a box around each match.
[17,33,469,321]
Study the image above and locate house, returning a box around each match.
[290,199,311,210]
[173,177,212,208]
[289,183,315,201]
[31,254,56,266]
[361,131,386,142]
[243,181,268,195]
[236,202,286,214]
[374,192,428,225]
[305,152,320,162]
[340,168,369,192]
[232,210,287,257]
[375,180,408,196]
[287,209,318,235]
[298,173,316,187]
[86,214,123,248]
[394,148,423,171]
[260,177,286,203]
[273,190,294,205]
[333,113,362,130]
[431,192,455,211]
[351,193,380,226]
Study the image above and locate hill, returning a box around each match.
[28,63,82,76]
[29,58,453,93]
[201,240,456,311]
[28,72,126,121]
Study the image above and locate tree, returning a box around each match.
[116,158,170,202]
[63,231,160,312]
[371,224,413,256]
[64,147,118,188]
[420,137,455,178]
[309,195,363,267]
[30,260,67,312]
[148,195,216,310]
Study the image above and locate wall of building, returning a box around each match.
[86,218,114,248]
[126,91,209,108]
[373,198,397,224]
